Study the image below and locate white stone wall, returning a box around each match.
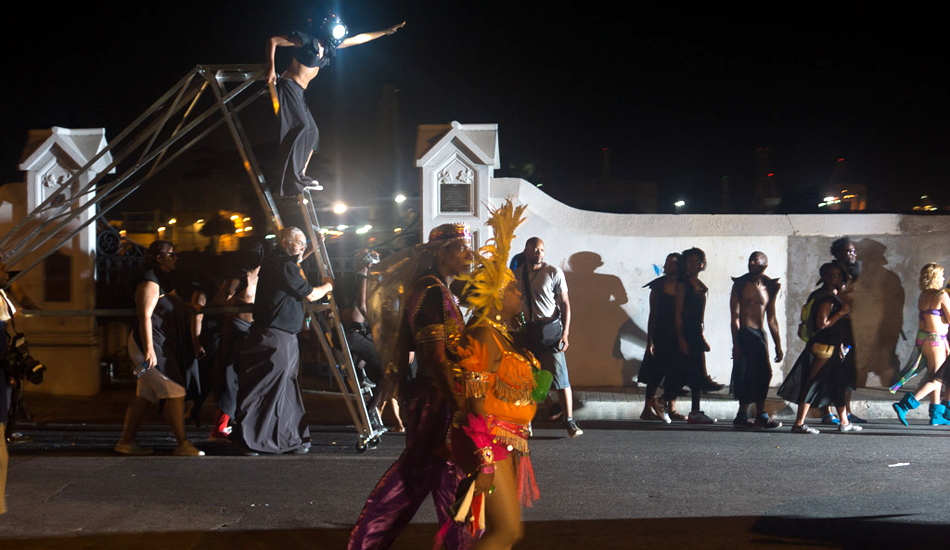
[416,124,950,389]
[481,178,949,388]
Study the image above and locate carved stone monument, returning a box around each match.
[415,121,500,246]
[0,127,111,395]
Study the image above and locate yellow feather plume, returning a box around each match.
[458,198,527,322]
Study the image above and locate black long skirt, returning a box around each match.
[235,327,310,453]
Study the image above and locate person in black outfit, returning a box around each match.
[674,248,718,424]
[729,252,784,429]
[234,227,332,455]
[638,252,685,423]
[115,241,204,456]
[817,236,865,425]
[266,16,405,196]
[780,263,861,434]
[209,242,264,440]
[334,252,382,390]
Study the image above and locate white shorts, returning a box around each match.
[128,332,185,404]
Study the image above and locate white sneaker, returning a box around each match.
[791,424,820,435]
[687,411,717,424]
[659,410,672,424]
[565,417,584,438]
[839,423,863,433]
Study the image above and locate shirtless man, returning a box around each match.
[208,244,263,440]
[730,251,784,428]
[266,16,405,196]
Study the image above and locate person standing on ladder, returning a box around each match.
[266,14,405,197]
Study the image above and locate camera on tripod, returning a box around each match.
[2,332,45,385]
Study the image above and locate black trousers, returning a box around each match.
[276,78,319,197]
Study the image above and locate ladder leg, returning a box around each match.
[295,190,386,451]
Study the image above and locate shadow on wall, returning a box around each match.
[852,238,904,387]
[615,319,648,386]
[562,251,631,386]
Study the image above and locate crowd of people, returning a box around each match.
[4,207,950,540]
[114,227,333,457]
[636,236,950,435]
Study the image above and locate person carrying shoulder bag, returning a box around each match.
[514,237,583,438]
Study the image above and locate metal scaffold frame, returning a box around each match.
[0,65,286,279]
[1,64,384,451]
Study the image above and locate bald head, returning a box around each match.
[524,237,545,266]
[748,251,768,276]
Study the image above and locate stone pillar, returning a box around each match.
[0,127,112,395]
[415,121,499,246]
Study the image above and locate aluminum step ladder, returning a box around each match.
[293,187,386,452]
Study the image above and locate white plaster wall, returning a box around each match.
[480,178,950,388]
[492,179,789,386]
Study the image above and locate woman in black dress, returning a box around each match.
[780,263,860,434]
[638,253,684,423]
[674,248,718,424]
[115,240,204,456]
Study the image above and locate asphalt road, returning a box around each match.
[3,420,950,549]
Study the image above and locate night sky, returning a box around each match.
[4,2,946,217]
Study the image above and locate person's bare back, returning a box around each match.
[219,268,259,324]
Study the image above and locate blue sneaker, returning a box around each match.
[821,414,841,425]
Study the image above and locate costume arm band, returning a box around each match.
[414,323,447,345]
[457,370,493,399]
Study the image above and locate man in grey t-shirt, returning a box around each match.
[515,237,583,438]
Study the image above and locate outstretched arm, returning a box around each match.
[338,21,405,49]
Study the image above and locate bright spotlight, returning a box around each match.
[332,23,347,40]
[322,14,348,46]
[395,194,407,203]
[333,203,347,214]
[674,200,686,207]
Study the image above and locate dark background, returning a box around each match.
[3,1,946,216]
